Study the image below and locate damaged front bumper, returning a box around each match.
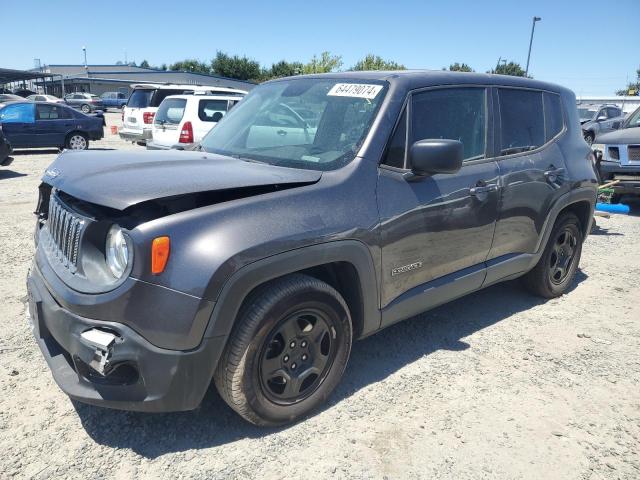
[26,264,226,412]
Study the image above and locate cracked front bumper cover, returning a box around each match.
[27,264,226,412]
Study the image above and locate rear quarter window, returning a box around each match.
[198,99,228,122]
[155,98,187,124]
[543,92,564,141]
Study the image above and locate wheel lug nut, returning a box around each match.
[283,355,289,362]
[291,363,297,370]
[290,341,296,348]
[302,354,308,361]
[301,341,307,348]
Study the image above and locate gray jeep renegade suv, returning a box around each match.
[27,71,597,426]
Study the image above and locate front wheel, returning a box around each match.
[522,212,583,298]
[214,274,353,426]
[584,131,594,146]
[65,132,88,150]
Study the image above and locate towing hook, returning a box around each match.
[80,329,118,376]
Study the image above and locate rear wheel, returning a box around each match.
[214,274,352,426]
[65,132,88,150]
[522,212,583,298]
[80,104,91,114]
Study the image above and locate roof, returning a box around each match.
[272,70,571,94]
[0,67,54,85]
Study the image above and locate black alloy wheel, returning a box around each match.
[548,227,578,285]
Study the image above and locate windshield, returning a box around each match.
[200,78,386,171]
[578,107,596,120]
[625,107,640,129]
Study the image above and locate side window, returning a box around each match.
[36,104,58,119]
[498,88,544,155]
[607,107,621,118]
[543,92,564,141]
[382,107,407,168]
[0,103,35,123]
[411,87,486,161]
[198,99,228,122]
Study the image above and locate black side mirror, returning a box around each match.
[612,121,621,129]
[408,139,463,177]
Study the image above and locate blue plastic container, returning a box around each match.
[595,202,630,214]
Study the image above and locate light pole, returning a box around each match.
[82,46,87,70]
[525,16,542,77]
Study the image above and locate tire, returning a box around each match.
[610,194,622,204]
[584,131,594,146]
[65,132,88,150]
[81,104,91,114]
[214,274,353,426]
[522,212,583,298]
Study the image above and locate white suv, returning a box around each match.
[119,84,246,145]
[146,94,243,150]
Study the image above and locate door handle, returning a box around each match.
[544,166,565,182]
[469,184,498,196]
[277,130,287,136]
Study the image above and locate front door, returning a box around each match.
[0,103,36,147]
[378,86,500,313]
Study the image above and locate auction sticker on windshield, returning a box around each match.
[328,83,383,99]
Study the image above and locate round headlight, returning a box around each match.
[105,225,129,278]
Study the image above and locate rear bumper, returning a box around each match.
[146,141,196,151]
[27,264,226,412]
[119,127,152,143]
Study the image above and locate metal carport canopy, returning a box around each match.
[0,67,54,84]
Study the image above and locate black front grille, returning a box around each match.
[628,146,640,161]
[608,146,620,161]
[44,193,86,272]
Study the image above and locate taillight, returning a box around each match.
[179,121,193,143]
[143,112,155,124]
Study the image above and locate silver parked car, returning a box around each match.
[578,103,624,145]
[63,92,104,113]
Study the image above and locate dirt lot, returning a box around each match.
[0,112,639,479]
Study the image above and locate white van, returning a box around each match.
[119,84,246,145]
[146,94,243,150]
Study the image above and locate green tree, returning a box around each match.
[488,61,528,77]
[169,59,210,74]
[351,54,405,71]
[160,63,168,71]
[616,68,640,96]
[140,59,150,68]
[211,51,262,81]
[447,62,474,72]
[264,60,304,80]
[303,52,343,74]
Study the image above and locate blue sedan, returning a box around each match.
[0,101,104,150]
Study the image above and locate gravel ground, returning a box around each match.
[0,112,639,479]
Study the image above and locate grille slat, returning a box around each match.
[45,194,86,273]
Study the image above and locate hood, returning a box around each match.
[596,126,640,145]
[42,150,322,211]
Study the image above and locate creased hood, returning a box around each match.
[597,126,640,144]
[42,150,322,210]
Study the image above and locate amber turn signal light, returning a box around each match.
[151,236,170,274]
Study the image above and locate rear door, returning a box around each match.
[378,86,500,310]
[152,97,187,147]
[194,98,229,141]
[487,88,569,270]
[35,104,74,146]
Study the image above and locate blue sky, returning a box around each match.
[1,0,638,95]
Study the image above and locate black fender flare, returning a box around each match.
[532,186,596,259]
[202,240,381,341]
